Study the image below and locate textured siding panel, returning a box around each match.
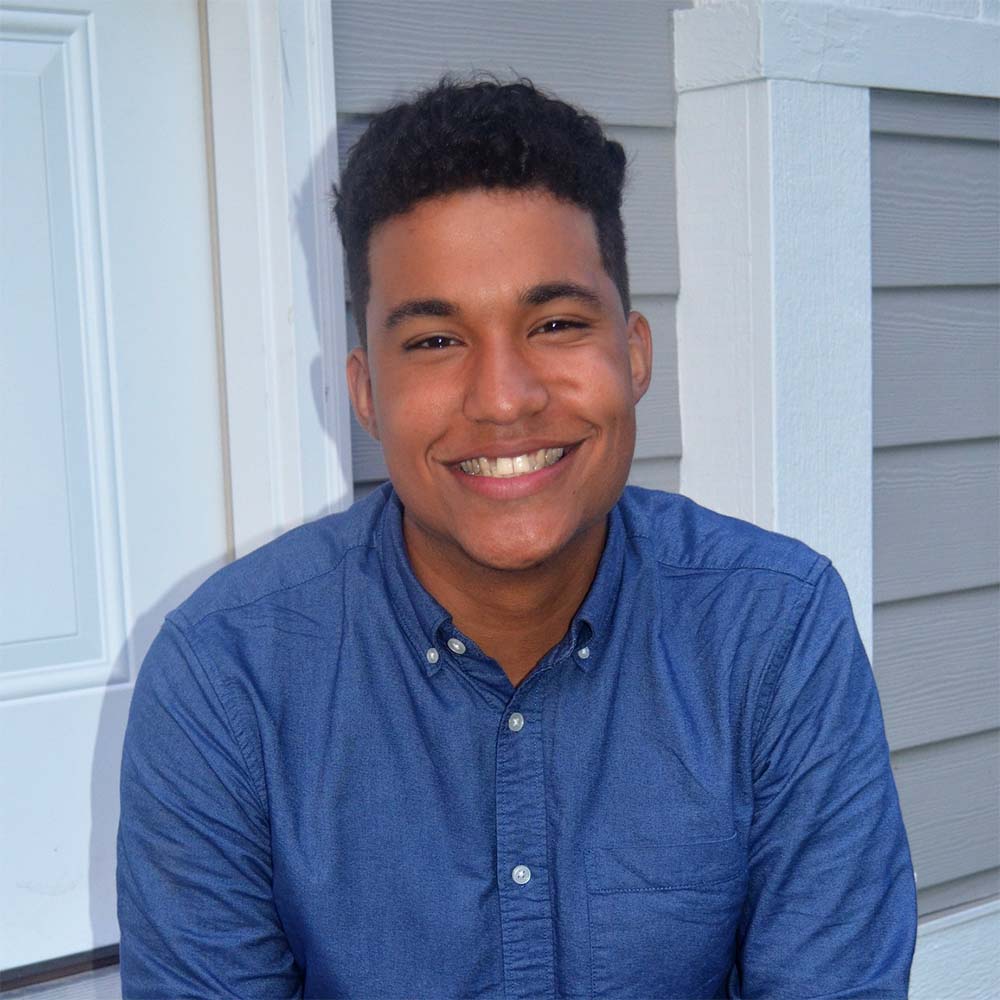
[873,439,1000,604]
[892,731,1000,891]
[873,586,1000,751]
[871,134,1000,287]
[873,286,1000,447]
[608,127,679,297]
[917,868,1000,917]
[331,0,684,126]
[627,456,680,493]
[871,91,1000,916]
[871,89,1000,142]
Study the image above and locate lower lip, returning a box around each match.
[450,448,576,500]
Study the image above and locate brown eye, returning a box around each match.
[407,335,457,350]
[534,319,587,335]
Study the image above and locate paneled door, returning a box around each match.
[1,0,230,969]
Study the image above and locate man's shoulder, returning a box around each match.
[618,486,829,585]
[170,484,392,630]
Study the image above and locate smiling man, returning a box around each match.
[117,80,916,998]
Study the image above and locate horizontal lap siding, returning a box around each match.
[331,1,687,494]
[870,89,1000,918]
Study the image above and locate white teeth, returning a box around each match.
[459,447,565,478]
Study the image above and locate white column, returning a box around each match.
[674,5,873,648]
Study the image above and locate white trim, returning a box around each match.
[277,0,353,520]
[204,0,351,558]
[675,78,873,647]
[676,0,1000,97]
[910,899,1000,999]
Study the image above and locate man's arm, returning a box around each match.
[736,563,917,997]
[117,618,302,998]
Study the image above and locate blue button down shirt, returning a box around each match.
[118,485,916,998]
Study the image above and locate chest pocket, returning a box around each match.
[586,831,746,999]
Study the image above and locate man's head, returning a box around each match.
[335,79,651,582]
[334,77,631,347]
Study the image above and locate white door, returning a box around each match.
[0,0,229,969]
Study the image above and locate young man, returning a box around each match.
[118,80,916,997]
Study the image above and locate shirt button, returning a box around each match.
[425,648,439,664]
[447,637,467,655]
[511,864,531,885]
[577,646,590,660]
[507,712,525,732]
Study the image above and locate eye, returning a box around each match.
[406,334,459,351]
[532,318,589,336]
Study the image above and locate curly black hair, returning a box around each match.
[333,77,630,346]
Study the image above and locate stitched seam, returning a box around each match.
[624,525,827,585]
[588,871,745,894]
[164,618,269,815]
[749,561,832,750]
[178,538,374,628]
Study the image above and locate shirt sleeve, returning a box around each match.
[117,617,302,999]
[735,562,917,998]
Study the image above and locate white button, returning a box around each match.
[425,648,439,664]
[511,864,531,885]
[577,646,590,659]
[447,637,467,655]
[508,712,525,732]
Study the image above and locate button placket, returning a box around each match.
[494,675,555,998]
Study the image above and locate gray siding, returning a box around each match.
[870,89,1000,919]
[331,0,686,495]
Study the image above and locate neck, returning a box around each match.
[404,516,607,686]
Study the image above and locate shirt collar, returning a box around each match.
[377,486,626,676]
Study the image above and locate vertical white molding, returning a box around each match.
[277,0,353,520]
[204,0,351,558]
[675,10,873,648]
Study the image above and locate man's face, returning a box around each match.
[347,187,651,576]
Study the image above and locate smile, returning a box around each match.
[459,447,565,478]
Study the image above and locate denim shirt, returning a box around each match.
[117,485,916,998]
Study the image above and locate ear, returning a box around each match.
[625,311,653,403]
[346,347,379,441]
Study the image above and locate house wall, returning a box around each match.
[328,0,688,498]
[870,88,1000,918]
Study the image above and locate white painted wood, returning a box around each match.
[675,0,1000,97]
[910,900,1000,1000]
[203,0,351,558]
[277,0,353,518]
[0,0,228,969]
[676,79,873,647]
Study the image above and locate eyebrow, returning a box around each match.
[382,298,458,331]
[519,281,603,309]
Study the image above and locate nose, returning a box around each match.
[462,338,549,425]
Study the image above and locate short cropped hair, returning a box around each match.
[333,77,630,346]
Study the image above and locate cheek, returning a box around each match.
[371,367,456,454]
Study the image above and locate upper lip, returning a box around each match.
[444,439,579,465]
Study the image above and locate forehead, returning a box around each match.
[366,188,607,309]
